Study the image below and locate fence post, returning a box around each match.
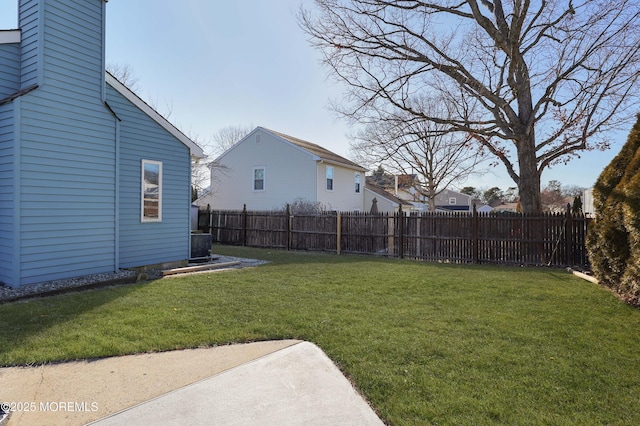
[216,209,222,243]
[398,204,404,259]
[242,204,248,246]
[286,203,292,251]
[336,212,342,255]
[415,213,421,258]
[206,204,212,235]
[472,204,479,264]
[387,213,395,256]
[564,203,573,266]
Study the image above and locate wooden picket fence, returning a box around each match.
[198,204,592,267]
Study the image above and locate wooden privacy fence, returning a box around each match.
[198,204,592,267]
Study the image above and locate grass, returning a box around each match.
[2,246,640,425]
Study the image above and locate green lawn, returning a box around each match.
[2,246,639,425]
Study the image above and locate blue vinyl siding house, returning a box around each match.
[0,0,203,287]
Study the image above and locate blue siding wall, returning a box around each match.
[18,95,116,284]
[1,0,191,286]
[42,0,104,98]
[0,103,15,286]
[15,0,116,285]
[0,43,20,98]
[106,84,191,268]
[19,0,40,89]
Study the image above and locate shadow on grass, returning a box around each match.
[212,244,356,266]
[0,281,154,367]
[212,243,582,278]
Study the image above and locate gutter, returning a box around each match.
[318,158,368,172]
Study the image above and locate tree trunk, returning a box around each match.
[427,186,436,212]
[512,55,541,214]
[517,135,542,214]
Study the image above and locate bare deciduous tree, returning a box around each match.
[188,134,212,200]
[300,0,640,213]
[350,105,484,211]
[210,124,253,156]
[204,125,253,199]
[106,63,140,92]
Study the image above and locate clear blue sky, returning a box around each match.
[0,0,632,191]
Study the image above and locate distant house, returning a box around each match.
[492,202,520,213]
[196,127,367,211]
[366,172,474,212]
[0,0,204,288]
[367,172,417,200]
[404,188,473,212]
[364,183,414,213]
[476,204,495,214]
[430,189,473,212]
[582,188,595,216]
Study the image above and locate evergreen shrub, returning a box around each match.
[586,115,640,306]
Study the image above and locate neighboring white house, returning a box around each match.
[196,127,368,211]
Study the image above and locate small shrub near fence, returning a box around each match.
[198,204,591,268]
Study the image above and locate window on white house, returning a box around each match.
[253,167,265,191]
[142,160,162,222]
[355,173,361,193]
[326,166,334,191]
[449,197,456,205]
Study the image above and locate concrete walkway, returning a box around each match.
[1,341,383,425]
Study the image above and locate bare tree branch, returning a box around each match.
[300,0,640,212]
[210,124,254,156]
[350,101,485,211]
[106,63,140,92]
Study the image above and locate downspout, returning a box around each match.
[314,160,326,203]
[12,98,22,287]
[105,101,121,272]
[189,155,193,261]
[102,1,116,270]
[114,118,120,271]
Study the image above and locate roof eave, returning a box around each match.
[260,127,367,172]
[105,72,204,159]
[319,158,368,172]
[0,30,21,44]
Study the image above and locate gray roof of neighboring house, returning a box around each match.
[365,183,413,207]
[262,127,367,172]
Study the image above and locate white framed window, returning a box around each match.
[326,166,334,191]
[253,166,265,191]
[449,197,456,205]
[141,159,162,222]
[355,173,361,193]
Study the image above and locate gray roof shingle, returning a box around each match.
[262,127,367,171]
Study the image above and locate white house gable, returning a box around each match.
[201,127,367,211]
[210,128,318,210]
